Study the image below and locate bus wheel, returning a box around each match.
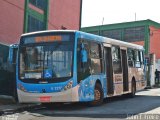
[128,81,136,98]
[89,83,104,106]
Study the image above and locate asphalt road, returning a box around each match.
[1,88,160,120]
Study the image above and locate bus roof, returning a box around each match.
[77,31,144,50]
[21,30,77,37]
[21,30,144,50]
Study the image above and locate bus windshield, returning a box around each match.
[19,35,74,80]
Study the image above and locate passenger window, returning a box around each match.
[90,42,102,74]
[135,51,141,68]
[77,39,91,83]
[140,51,144,65]
[112,46,122,73]
[127,49,142,68]
[90,42,100,58]
[127,48,135,67]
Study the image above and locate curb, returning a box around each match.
[144,86,152,89]
[145,86,160,89]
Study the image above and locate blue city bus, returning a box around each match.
[13,30,146,105]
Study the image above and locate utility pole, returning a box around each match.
[99,17,104,35]
[102,17,104,26]
[135,13,137,21]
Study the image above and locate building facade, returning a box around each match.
[0,0,82,45]
[81,19,160,60]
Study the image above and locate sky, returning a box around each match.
[81,0,160,27]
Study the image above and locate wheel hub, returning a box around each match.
[95,89,101,101]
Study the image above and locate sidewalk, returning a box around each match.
[155,83,160,87]
[0,95,40,115]
[0,103,40,116]
[145,83,160,89]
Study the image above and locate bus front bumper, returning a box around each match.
[17,85,79,103]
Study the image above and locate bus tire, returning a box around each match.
[128,80,136,98]
[89,83,104,106]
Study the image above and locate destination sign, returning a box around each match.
[22,34,71,44]
[35,36,62,43]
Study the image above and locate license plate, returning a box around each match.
[40,96,51,102]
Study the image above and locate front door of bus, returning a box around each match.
[121,49,129,92]
[104,47,114,95]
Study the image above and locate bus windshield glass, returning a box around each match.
[19,34,74,80]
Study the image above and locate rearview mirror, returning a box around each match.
[8,44,18,64]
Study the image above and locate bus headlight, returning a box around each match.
[61,81,73,91]
[17,83,27,92]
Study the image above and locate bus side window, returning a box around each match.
[135,50,141,68]
[127,48,135,67]
[112,46,122,73]
[90,42,102,74]
[140,51,144,65]
[77,39,91,83]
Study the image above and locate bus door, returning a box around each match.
[121,49,129,92]
[104,46,114,95]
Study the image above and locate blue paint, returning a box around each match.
[17,79,73,93]
[78,74,106,102]
[78,76,94,101]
